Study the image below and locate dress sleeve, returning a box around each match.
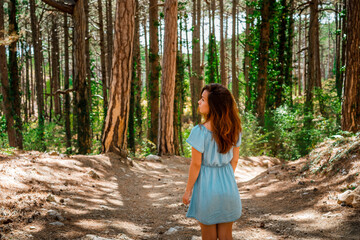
[186,125,205,153]
[235,132,242,147]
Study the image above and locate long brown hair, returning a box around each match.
[199,83,242,154]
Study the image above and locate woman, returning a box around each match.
[183,83,242,240]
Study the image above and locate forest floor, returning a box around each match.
[0,142,360,240]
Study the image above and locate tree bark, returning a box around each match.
[275,0,287,108]
[0,0,17,147]
[106,0,113,88]
[97,0,108,114]
[102,0,135,156]
[244,1,252,111]
[51,14,61,116]
[148,0,160,145]
[232,0,239,107]
[74,0,92,153]
[8,0,23,148]
[85,0,92,120]
[220,0,227,86]
[306,0,324,121]
[191,0,201,125]
[158,0,177,155]
[256,0,272,127]
[297,12,301,96]
[64,13,71,152]
[128,0,142,153]
[341,0,360,133]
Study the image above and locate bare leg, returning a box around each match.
[217,222,233,240]
[199,222,217,240]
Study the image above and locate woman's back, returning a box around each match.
[186,124,242,167]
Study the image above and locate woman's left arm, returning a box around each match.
[230,146,240,173]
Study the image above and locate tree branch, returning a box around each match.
[318,8,339,14]
[45,88,77,96]
[40,0,74,14]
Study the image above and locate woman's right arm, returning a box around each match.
[182,147,202,205]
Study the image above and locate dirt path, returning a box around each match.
[0,152,359,240]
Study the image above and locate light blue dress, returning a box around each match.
[186,124,242,225]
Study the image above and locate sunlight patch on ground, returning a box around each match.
[148,192,164,198]
[74,219,107,230]
[109,220,144,235]
[106,198,124,206]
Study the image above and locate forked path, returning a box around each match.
[0,152,359,239]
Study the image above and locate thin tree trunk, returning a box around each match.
[220,0,226,86]
[191,0,201,125]
[148,0,160,145]
[106,0,113,88]
[0,0,17,147]
[232,0,239,107]
[143,16,150,140]
[306,0,324,120]
[8,0,23,148]
[244,1,252,111]
[64,13,72,152]
[74,0,92,154]
[85,0,92,120]
[256,0,272,127]
[335,1,343,102]
[97,0,108,114]
[128,0,141,153]
[158,0,177,155]
[102,0,135,156]
[285,0,294,106]
[51,14,61,116]
[298,12,301,96]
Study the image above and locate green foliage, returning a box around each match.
[205,34,220,84]
[0,115,9,148]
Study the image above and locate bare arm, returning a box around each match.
[231,146,240,173]
[182,147,202,204]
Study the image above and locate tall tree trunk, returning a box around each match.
[256,0,272,127]
[303,11,307,95]
[341,1,360,133]
[48,33,53,122]
[97,0,108,115]
[74,0,92,154]
[232,0,239,107]
[8,0,23,148]
[335,2,341,101]
[220,0,226,86]
[25,39,30,120]
[143,16,150,140]
[306,0,324,121]
[275,0,287,108]
[64,13,71,152]
[134,2,142,143]
[340,0,346,102]
[0,0,17,147]
[106,0,113,88]
[51,14,61,116]
[244,1,252,111]
[102,0,135,156]
[191,0,201,125]
[148,0,160,145]
[128,0,141,153]
[297,12,302,96]
[158,0,177,155]
[84,0,92,121]
[285,0,294,106]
